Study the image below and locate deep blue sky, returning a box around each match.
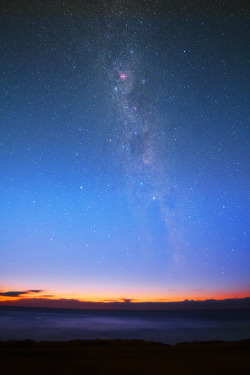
[1,2,249,302]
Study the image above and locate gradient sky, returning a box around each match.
[1,2,249,304]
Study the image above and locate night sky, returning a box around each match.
[1,1,249,305]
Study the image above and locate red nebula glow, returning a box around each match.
[119,72,127,80]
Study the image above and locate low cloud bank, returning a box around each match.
[0,296,250,310]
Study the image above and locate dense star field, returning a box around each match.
[0,1,249,305]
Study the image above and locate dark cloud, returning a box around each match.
[0,290,43,297]
[27,290,43,293]
[0,291,28,297]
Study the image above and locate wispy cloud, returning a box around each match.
[28,290,43,293]
[167,289,179,292]
[190,289,205,292]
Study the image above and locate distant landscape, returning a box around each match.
[1,305,250,344]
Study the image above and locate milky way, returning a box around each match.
[1,3,249,301]
[104,37,172,234]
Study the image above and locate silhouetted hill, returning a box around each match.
[1,339,249,375]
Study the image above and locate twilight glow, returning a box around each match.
[1,5,249,308]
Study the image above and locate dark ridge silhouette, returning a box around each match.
[0,339,249,375]
[1,296,250,310]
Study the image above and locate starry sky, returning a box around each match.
[1,1,249,305]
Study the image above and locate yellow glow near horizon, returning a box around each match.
[0,287,249,304]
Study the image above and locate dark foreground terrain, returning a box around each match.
[1,339,250,375]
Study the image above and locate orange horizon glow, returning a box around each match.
[0,288,249,304]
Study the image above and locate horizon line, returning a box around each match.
[1,296,250,311]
